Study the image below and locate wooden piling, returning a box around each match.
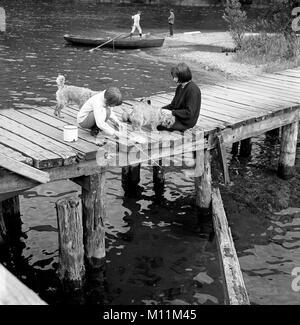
[121,164,141,192]
[80,173,107,268]
[212,188,250,305]
[0,204,7,244]
[1,196,20,219]
[0,196,21,244]
[239,138,252,158]
[278,121,298,179]
[56,196,85,290]
[153,159,164,195]
[216,133,230,185]
[195,150,212,210]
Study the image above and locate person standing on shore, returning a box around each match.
[130,10,142,39]
[168,9,175,37]
[0,7,6,33]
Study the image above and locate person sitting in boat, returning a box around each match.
[77,87,124,137]
[130,10,142,39]
[160,62,201,132]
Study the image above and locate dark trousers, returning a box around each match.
[169,23,173,36]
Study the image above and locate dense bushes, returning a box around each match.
[235,33,300,68]
[224,0,300,69]
[223,0,247,49]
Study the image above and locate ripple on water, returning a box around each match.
[240,209,300,305]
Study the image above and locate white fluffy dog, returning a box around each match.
[54,75,98,117]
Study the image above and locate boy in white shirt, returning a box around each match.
[77,87,123,137]
[130,10,142,39]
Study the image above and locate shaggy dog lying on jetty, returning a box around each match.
[54,75,98,118]
[122,98,175,131]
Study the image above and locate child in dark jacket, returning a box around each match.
[161,62,201,131]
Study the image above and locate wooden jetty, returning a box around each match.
[0,264,46,305]
[0,67,299,303]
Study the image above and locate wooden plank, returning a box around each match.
[0,153,50,183]
[206,85,294,111]
[197,116,227,130]
[203,93,268,114]
[274,70,300,78]
[32,106,122,150]
[0,128,62,169]
[0,112,77,165]
[12,109,98,157]
[202,100,258,120]
[212,188,250,305]
[0,191,25,203]
[258,74,300,86]
[221,109,299,146]
[0,139,206,195]
[201,107,250,124]
[229,79,300,101]
[215,83,299,106]
[0,264,47,305]
[252,77,300,92]
[0,144,33,166]
[240,80,300,101]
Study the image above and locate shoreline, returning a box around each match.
[136,32,300,84]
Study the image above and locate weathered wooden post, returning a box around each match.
[195,149,212,212]
[212,188,250,305]
[153,159,164,196]
[121,164,141,193]
[278,121,298,179]
[56,196,85,291]
[0,204,7,244]
[79,172,107,269]
[0,196,21,244]
[239,138,252,158]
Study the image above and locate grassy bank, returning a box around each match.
[234,34,300,73]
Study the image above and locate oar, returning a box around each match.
[89,33,127,52]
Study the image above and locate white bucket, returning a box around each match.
[63,125,78,142]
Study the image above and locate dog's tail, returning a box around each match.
[56,75,65,89]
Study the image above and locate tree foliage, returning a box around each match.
[223,0,248,48]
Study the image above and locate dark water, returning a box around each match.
[1,0,300,305]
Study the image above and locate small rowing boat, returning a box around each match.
[63,33,165,49]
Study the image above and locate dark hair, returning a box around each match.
[105,87,122,106]
[170,63,192,83]
[170,9,174,12]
